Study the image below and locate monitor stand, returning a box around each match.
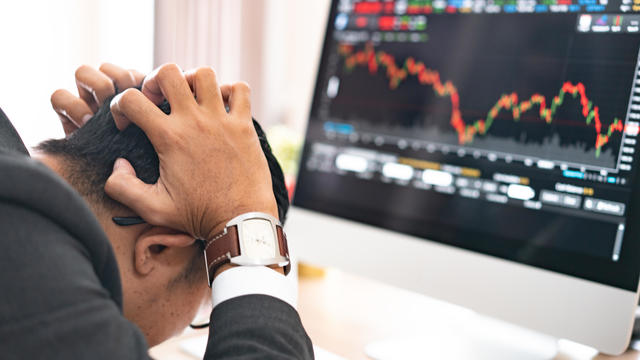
[628,307,640,349]
[363,311,595,360]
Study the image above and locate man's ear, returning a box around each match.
[134,227,195,276]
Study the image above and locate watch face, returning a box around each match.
[241,219,278,259]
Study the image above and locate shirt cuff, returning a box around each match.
[211,266,297,310]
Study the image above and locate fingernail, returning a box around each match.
[81,114,92,125]
[113,158,125,171]
[110,93,123,108]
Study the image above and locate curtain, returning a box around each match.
[153,0,331,130]
[0,0,154,148]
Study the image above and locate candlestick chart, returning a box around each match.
[331,42,631,170]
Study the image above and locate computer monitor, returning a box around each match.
[287,0,640,355]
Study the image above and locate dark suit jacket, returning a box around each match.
[0,108,314,359]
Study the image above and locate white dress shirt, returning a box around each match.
[211,265,297,309]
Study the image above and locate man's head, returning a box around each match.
[35,96,289,346]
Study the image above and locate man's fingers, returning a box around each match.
[110,89,169,144]
[105,158,169,225]
[141,64,196,109]
[50,89,93,129]
[75,65,116,112]
[219,84,232,109]
[129,69,146,86]
[222,82,252,120]
[184,67,224,109]
[99,63,142,91]
[219,85,231,99]
[58,115,80,135]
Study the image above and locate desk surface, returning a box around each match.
[150,270,640,360]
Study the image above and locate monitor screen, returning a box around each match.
[294,0,640,291]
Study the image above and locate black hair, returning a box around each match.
[37,95,290,224]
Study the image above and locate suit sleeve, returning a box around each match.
[0,202,151,360]
[204,295,314,360]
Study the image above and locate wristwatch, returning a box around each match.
[202,212,291,286]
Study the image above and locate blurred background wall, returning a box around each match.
[1,0,331,156]
[154,0,331,134]
[0,0,154,147]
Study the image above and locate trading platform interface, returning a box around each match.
[294,0,640,290]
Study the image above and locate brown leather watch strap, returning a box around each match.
[203,223,290,286]
[276,226,291,276]
[203,225,241,285]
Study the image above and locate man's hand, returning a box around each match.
[50,64,144,135]
[105,64,278,240]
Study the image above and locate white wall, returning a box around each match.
[0,0,154,149]
[1,0,331,150]
[154,0,331,132]
[263,0,332,133]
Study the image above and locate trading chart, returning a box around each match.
[336,42,626,167]
[294,0,640,290]
[319,11,640,172]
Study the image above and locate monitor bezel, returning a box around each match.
[293,0,640,293]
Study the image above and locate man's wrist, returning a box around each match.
[204,208,288,285]
[203,205,279,241]
[214,263,238,279]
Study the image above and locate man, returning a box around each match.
[0,64,314,359]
